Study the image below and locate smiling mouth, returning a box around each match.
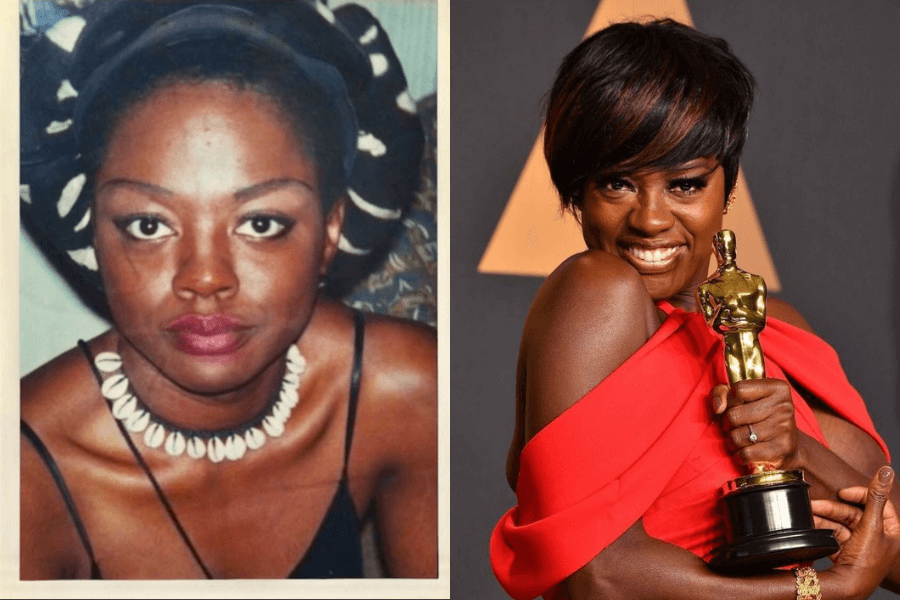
[621,245,685,272]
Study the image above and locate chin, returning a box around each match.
[638,274,678,301]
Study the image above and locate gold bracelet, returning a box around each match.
[793,566,822,600]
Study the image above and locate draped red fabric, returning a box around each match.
[490,304,889,600]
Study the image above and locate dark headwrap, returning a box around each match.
[21,0,424,313]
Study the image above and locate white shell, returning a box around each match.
[272,402,290,424]
[101,374,129,400]
[112,394,136,420]
[125,409,150,433]
[245,427,265,450]
[370,53,388,77]
[225,435,246,461]
[262,415,285,438]
[208,437,226,463]
[283,371,300,388]
[187,437,206,459]
[144,423,165,448]
[165,431,186,457]
[280,387,299,408]
[94,351,122,373]
[285,359,304,375]
[287,344,304,366]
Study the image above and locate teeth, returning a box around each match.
[627,246,680,263]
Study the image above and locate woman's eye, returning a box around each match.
[671,179,707,195]
[235,216,291,239]
[121,217,174,241]
[597,178,631,194]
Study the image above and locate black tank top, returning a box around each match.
[21,312,367,579]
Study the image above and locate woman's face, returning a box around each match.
[93,81,343,394]
[578,157,725,303]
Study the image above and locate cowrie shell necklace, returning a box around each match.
[94,345,306,463]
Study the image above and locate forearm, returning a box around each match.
[796,432,891,498]
[567,520,850,600]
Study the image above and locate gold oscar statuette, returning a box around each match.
[699,230,839,571]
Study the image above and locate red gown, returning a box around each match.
[490,303,889,600]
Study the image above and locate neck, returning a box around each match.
[666,288,701,313]
[116,335,288,432]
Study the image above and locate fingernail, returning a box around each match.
[879,467,893,482]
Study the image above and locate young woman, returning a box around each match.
[492,19,899,600]
[20,0,436,579]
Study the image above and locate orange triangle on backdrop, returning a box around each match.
[477,0,781,291]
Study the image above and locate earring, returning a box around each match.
[724,190,736,214]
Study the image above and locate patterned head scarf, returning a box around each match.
[21,0,424,314]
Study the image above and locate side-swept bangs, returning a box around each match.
[544,19,755,211]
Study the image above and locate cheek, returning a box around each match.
[581,204,625,245]
[237,256,314,303]
[95,229,174,315]
[232,241,323,312]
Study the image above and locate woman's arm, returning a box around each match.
[567,470,897,600]
[711,297,900,590]
[356,317,438,577]
[513,257,897,599]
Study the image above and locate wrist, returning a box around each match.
[788,432,812,471]
[816,568,850,600]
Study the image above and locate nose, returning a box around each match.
[172,227,238,301]
[628,189,674,236]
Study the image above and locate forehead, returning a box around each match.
[97,81,318,199]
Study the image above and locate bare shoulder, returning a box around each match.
[353,311,437,471]
[766,296,815,333]
[20,333,115,579]
[21,332,115,434]
[522,250,661,440]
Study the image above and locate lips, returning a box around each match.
[621,244,686,273]
[165,313,249,356]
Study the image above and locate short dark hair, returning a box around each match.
[82,39,347,211]
[543,19,756,211]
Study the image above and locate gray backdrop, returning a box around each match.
[451,1,900,598]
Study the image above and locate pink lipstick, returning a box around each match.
[166,313,248,356]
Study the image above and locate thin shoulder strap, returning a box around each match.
[343,311,366,478]
[77,340,213,579]
[21,419,102,579]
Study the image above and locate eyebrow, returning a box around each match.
[97,177,317,202]
[664,160,719,177]
[233,178,317,202]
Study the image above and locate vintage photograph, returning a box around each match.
[16,0,443,594]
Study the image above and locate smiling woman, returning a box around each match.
[20,0,436,581]
[492,19,899,600]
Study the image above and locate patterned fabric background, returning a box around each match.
[344,93,437,326]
